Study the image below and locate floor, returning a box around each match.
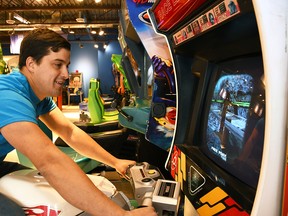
[4,104,135,204]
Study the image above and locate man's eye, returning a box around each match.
[55,63,62,68]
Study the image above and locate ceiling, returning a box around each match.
[0,0,122,44]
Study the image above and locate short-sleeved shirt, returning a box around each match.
[0,71,56,158]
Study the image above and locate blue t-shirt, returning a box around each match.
[0,71,56,157]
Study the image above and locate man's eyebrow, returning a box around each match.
[54,59,70,65]
[54,59,65,62]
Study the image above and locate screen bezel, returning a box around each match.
[199,54,265,189]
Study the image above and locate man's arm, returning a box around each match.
[1,121,156,216]
[39,107,135,174]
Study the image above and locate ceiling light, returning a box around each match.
[68,26,74,34]
[13,13,30,24]
[95,0,102,3]
[90,26,96,34]
[76,12,85,23]
[6,13,15,25]
[0,27,34,31]
[94,44,99,48]
[76,17,85,23]
[99,28,104,36]
[103,43,107,49]
[6,20,15,25]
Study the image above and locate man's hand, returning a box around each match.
[125,206,157,216]
[115,159,136,180]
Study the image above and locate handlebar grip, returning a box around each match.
[138,191,153,208]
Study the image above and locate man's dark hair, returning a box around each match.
[18,28,71,69]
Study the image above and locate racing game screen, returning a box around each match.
[202,56,265,188]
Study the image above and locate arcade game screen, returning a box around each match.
[200,56,265,188]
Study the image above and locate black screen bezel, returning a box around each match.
[199,54,265,189]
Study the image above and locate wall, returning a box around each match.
[69,41,122,97]
[97,41,122,95]
[69,43,98,98]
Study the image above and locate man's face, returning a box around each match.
[31,48,70,99]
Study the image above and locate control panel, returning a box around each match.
[128,162,181,216]
[128,162,162,205]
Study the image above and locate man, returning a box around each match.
[0,28,157,216]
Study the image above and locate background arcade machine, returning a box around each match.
[53,57,136,170]
[111,54,131,106]
[149,0,288,215]
[73,55,130,133]
[55,76,136,166]
[117,0,177,179]
[118,45,152,134]
[117,1,152,136]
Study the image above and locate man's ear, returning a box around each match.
[25,56,36,72]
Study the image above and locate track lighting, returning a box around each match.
[90,26,96,34]
[13,13,30,24]
[6,13,15,25]
[76,12,85,23]
[99,28,104,36]
[68,26,74,34]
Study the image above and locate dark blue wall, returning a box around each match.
[98,41,122,95]
[69,43,98,98]
[69,41,122,97]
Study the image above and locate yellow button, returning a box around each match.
[148,170,155,175]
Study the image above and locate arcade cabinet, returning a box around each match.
[148,0,288,215]
[117,0,176,179]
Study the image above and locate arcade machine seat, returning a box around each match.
[54,79,131,162]
[74,78,120,133]
[88,78,119,124]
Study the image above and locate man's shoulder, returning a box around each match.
[0,72,26,90]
